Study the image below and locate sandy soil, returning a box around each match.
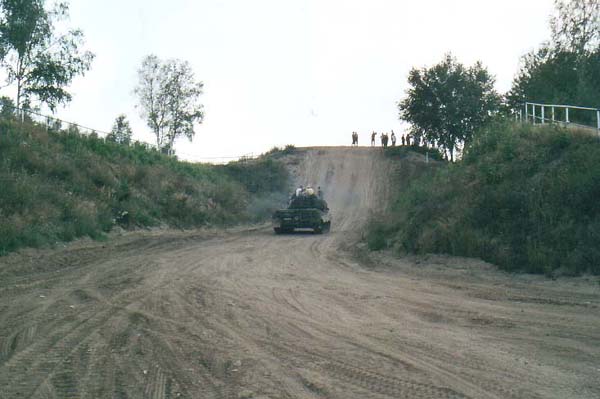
[0,147,599,399]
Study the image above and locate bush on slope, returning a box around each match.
[0,119,289,254]
[367,122,600,276]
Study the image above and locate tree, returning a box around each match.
[134,55,204,154]
[551,0,599,53]
[506,47,600,109]
[507,0,600,118]
[0,95,15,119]
[0,0,94,111]
[106,114,132,145]
[398,54,500,161]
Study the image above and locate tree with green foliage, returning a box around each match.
[507,0,599,114]
[106,114,133,145]
[0,95,15,119]
[551,0,599,53]
[398,54,500,161]
[0,0,94,111]
[506,47,600,112]
[134,55,204,155]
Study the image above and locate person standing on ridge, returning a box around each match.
[391,131,396,146]
[371,131,376,146]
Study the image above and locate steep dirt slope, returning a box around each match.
[0,147,598,399]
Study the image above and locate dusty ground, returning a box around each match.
[0,147,599,399]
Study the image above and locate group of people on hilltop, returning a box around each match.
[350,130,424,148]
[368,130,396,148]
[376,131,397,148]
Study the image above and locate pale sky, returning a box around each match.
[19,0,556,161]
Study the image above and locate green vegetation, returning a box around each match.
[383,144,444,162]
[106,114,133,145]
[507,0,599,124]
[398,54,500,161]
[134,55,204,154]
[263,144,297,158]
[367,122,600,276]
[0,0,94,110]
[0,119,289,255]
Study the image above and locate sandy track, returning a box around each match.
[0,147,599,399]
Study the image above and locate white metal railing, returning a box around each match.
[521,102,600,134]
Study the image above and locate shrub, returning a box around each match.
[367,121,600,275]
[0,118,289,255]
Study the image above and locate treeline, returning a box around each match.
[368,1,600,275]
[398,0,599,161]
[0,118,289,255]
[0,1,206,156]
[506,0,600,124]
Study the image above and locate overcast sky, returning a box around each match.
[43,0,554,161]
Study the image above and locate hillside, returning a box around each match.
[367,121,600,276]
[0,118,289,254]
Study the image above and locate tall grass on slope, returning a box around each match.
[367,122,600,276]
[0,119,289,255]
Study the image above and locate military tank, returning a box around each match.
[272,190,331,234]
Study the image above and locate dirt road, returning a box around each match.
[1,148,599,398]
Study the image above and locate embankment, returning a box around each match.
[367,122,600,276]
[0,119,289,254]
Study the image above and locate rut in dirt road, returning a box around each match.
[1,147,599,399]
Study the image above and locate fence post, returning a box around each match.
[525,103,529,122]
[566,108,569,124]
[551,106,555,122]
[597,109,600,133]
[541,106,545,124]
[532,104,536,125]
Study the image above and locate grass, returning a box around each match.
[0,118,290,254]
[383,144,445,161]
[366,121,600,276]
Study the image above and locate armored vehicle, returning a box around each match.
[272,193,331,234]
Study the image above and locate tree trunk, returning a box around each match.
[167,136,175,156]
[16,57,24,122]
[16,78,22,122]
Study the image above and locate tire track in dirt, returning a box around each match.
[256,338,468,399]
[0,250,191,398]
[1,147,599,398]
